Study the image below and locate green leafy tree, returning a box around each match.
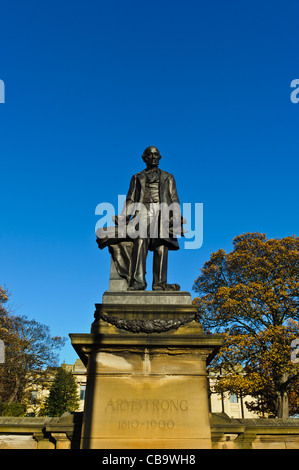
[43,366,79,417]
[0,286,66,409]
[193,233,299,418]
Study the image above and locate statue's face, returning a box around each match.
[143,147,161,168]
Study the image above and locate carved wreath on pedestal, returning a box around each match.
[95,310,200,334]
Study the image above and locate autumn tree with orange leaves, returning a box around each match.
[193,233,299,418]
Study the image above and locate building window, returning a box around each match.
[80,385,86,401]
[229,393,238,403]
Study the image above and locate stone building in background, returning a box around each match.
[27,360,257,419]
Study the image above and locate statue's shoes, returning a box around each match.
[153,283,180,291]
[127,283,146,291]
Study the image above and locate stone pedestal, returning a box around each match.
[70,291,223,449]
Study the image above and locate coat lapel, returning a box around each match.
[137,169,169,201]
[159,170,169,189]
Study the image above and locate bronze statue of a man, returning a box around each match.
[97,146,184,291]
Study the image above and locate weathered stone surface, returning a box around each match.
[210,413,299,449]
[1,412,299,449]
[102,290,192,305]
[70,308,223,449]
[0,434,37,450]
[90,299,201,338]
[0,414,76,449]
[80,355,213,448]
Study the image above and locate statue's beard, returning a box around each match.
[145,160,159,168]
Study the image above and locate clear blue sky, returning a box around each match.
[1,0,298,364]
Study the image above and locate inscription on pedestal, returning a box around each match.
[88,376,209,441]
[70,313,223,448]
[105,398,189,432]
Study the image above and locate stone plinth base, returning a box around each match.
[70,295,223,449]
[102,290,193,305]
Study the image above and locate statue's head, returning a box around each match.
[142,146,161,168]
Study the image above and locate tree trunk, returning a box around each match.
[276,391,289,418]
[275,373,290,418]
[7,377,20,403]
